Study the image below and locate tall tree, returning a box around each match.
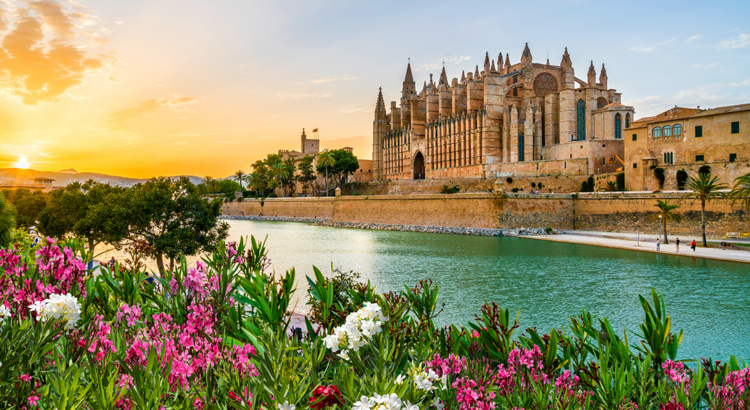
[297,155,316,195]
[3,189,47,228]
[0,191,16,248]
[247,172,265,197]
[649,200,681,244]
[316,150,336,197]
[271,162,290,197]
[233,170,246,189]
[326,149,360,189]
[121,177,229,275]
[683,173,728,247]
[38,180,127,262]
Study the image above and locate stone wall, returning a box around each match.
[223,192,750,237]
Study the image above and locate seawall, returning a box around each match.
[222,192,750,237]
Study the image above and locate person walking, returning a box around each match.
[676,238,680,252]
[656,238,660,251]
[691,239,697,251]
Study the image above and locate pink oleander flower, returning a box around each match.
[19,373,31,383]
[425,353,467,378]
[116,304,142,327]
[28,395,39,406]
[662,360,690,385]
[453,377,496,410]
[232,344,259,378]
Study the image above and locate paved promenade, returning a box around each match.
[523,231,750,264]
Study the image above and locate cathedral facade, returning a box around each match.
[372,45,635,181]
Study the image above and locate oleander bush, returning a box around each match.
[1,235,749,410]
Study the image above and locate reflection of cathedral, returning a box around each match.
[372,44,635,181]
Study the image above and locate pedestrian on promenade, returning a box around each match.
[656,238,660,251]
[676,238,680,252]
[691,239,697,251]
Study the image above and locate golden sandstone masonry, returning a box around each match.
[372,44,634,182]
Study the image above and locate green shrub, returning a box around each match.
[440,185,460,194]
[580,175,595,192]
[531,182,536,188]
[654,167,665,190]
[506,177,513,184]
[511,187,519,192]
[699,165,711,175]
[676,170,688,190]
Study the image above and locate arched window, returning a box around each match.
[576,99,586,140]
[625,114,631,128]
[615,113,622,139]
[663,126,672,137]
[673,124,682,135]
[653,127,662,138]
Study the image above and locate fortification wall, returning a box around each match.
[222,193,750,237]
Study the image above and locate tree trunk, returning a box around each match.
[325,167,329,197]
[701,200,707,247]
[156,253,166,277]
[87,237,96,270]
[663,220,668,244]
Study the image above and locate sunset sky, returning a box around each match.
[1,0,749,178]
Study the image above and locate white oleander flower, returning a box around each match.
[277,400,295,410]
[337,350,350,360]
[29,293,82,330]
[324,302,387,354]
[432,398,444,410]
[414,373,434,391]
[395,374,405,385]
[403,401,419,410]
[0,305,11,324]
[353,396,376,410]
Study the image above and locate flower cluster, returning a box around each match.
[496,346,549,394]
[414,368,441,391]
[323,302,387,355]
[709,367,750,408]
[0,304,10,324]
[663,360,690,385]
[309,385,345,410]
[353,393,418,410]
[453,377,496,410]
[425,353,467,378]
[28,293,82,329]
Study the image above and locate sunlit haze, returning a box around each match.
[0,0,748,178]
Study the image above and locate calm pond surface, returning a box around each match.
[227,219,750,362]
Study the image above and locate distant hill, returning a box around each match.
[0,168,204,188]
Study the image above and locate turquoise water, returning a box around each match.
[227,220,750,362]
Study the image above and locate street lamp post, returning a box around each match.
[658,215,663,242]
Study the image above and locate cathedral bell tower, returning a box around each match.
[373,87,388,181]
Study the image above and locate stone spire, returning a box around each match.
[561,47,572,69]
[599,63,608,88]
[484,52,491,73]
[461,70,466,83]
[402,61,416,98]
[587,61,596,86]
[497,52,503,71]
[504,53,511,73]
[429,73,434,87]
[439,65,448,86]
[474,65,480,80]
[521,43,532,64]
[490,59,496,73]
[375,87,386,115]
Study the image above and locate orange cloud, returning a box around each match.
[107,95,196,130]
[0,0,105,105]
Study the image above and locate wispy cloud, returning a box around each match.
[692,62,719,69]
[729,79,750,87]
[107,95,196,130]
[415,55,472,71]
[340,107,367,114]
[718,33,750,50]
[312,76,357,84]
[686,35,701,43]
[629,38,676,52]
[277,92,332,99]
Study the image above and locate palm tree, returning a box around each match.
[202,176,216,194]
[649,200,681,244]
[728,173,750,209]
[317,150,336,197]
[0,192,15,248]
[599,181,617,192]
[683,173,728,247]
[271,163,290,197]
[247,172,265,197]
[233,170,246,189]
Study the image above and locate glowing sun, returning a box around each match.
[15,155,30,169]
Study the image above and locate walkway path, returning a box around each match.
[522,231,750,264]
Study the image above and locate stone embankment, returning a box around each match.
[221,215,323,224]
[315,221,551,236]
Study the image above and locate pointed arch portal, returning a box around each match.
[413,152,425,180]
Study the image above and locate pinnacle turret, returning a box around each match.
[561,47,572,69]
[474,65,480,80]
[439,65,448,86]
[484,52,491,73]
[521,43,532,64]
[490,59,496,73]
[461,70,466,83]
[587,61,596,86]
[504,54,511,73]
[497,52,503,71]
[599,63,608,88]
[402,61,416,98]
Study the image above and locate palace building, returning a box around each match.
[372,44,635,181]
